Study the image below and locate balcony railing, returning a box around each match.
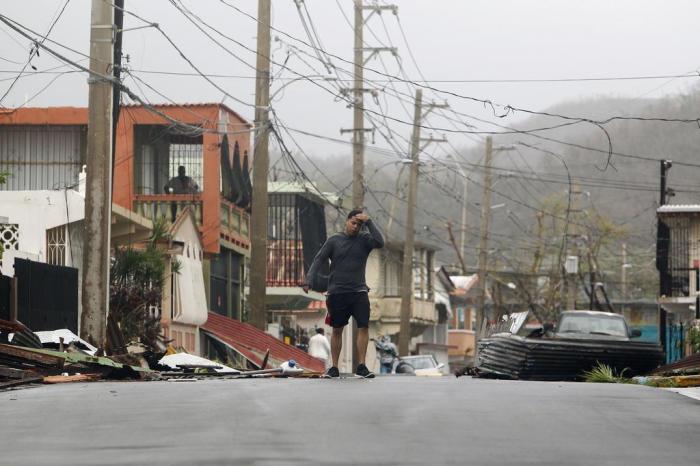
[266,240,305,287]
[220,198,250,240]
[133,194,203,225]
[370,296,437,324]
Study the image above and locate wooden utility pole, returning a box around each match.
[446,222,467,274]
[621,242,627,313]
[475,137,493,358]
[398,89,422,356]
[248,0,272,330]
[458,167,468,266]
[80,0,114,347]
[352,0,365,209]
[566,183,581,310]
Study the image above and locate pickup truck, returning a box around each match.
[476,310,664,380]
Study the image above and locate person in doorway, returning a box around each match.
[303,209,384,378]
[164,165,199,194]
[308,327,331,368]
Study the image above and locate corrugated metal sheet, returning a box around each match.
[651,352,700,375]
[0,125,85,191]
[202,312,325,372]
[477,334,664,380]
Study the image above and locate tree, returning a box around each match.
[108,218,176,349]
[492,192,628,324]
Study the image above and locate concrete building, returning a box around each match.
[0,104,252,326]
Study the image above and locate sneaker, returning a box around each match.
[355,363,375,379]
[323,366,340,378]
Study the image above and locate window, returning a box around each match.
[210,247,244,320]
[412,249,434,300]
[46,226,67,266]
[0,223,19,255]
[134,126,203,195]
[382,249,402,297]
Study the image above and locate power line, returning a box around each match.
[218,0,700,128]
[0,0,71,106]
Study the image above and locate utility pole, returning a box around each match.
[459,170,468,265]
[398,89,422,356]
[352,0,365,209]
[621,242,627,313]
[80,0,114,348]
[249,0,272,330]
[339,1,398,367]
[656,160,672,296]
[566,183,581,310]
[474,137,493,359]
[396,96,447,356]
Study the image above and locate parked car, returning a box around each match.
[476,310,664,381]
[396,355,444,376]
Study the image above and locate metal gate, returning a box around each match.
[14,258,78,332]
[666,322,685,364]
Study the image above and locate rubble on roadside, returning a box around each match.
[0,318,320,390]
[636,352,700,387]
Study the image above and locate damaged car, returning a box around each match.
[476,310,664,381]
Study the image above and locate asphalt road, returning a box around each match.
[1,376,698,465]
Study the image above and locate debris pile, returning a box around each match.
[0,318,320,391]
[0,318,150,390]
[642,352,700,387]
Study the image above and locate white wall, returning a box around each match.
[0,189,84,269]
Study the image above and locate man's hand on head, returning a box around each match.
[354,213,369,223]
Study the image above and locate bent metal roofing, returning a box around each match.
[201,312,325,373]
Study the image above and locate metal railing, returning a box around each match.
[133,194,203,225]
[220,198,249,239]
[266,240,305,287]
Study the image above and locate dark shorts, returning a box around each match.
[326,292,370,328]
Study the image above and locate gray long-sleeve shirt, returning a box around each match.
[305,220,384,294]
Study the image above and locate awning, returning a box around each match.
[244,286,325,311]
[201,312,325,372]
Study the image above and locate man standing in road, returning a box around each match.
[308,328,331,368]
[303,209,384,378]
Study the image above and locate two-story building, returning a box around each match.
[657,204,700,361]
[0,104,252,346]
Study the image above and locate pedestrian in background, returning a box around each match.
[308,327,331,368]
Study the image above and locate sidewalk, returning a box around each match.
[664,387,700,402]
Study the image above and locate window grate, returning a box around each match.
[46,225,66,266]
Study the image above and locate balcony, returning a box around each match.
[370,296,437,336]
[219,198,250,245]
[133,194,203,225]
[132,195,250,246]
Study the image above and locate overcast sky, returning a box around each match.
[2,0,700,159]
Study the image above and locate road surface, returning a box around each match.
[1,376,698,465]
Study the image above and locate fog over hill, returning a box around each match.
[273,86,700,299]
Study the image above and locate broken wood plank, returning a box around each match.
[0,343,64,368]
[0,318,25,333]
[0,366,37,379]
[42,374,101,384]
[0,375,43,389]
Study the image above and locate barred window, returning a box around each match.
[134,126,203,195]
[46,225,66,266]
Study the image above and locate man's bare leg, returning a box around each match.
[331,327,343,368]
[357,327,369,366]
